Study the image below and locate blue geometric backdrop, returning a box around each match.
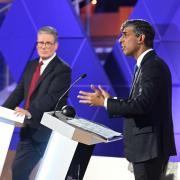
[0,0,123,157]
[0,0,179,161]
[105,0,180,161]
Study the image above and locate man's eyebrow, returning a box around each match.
[122,31,127,34]
[120,32,126,37]
[117,31,128,39]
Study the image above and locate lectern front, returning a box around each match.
[35,112,122,180]
[0,106,24,177]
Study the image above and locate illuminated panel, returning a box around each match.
[0,0,123,157]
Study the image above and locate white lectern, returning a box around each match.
[35,111,122,180]
[0,106,24,177]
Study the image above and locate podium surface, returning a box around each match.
[42,112,121,145]
[0,106,24,177]
[35,111,122,180]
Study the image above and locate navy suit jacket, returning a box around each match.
[3,56,71,142]
[107,51,176,162]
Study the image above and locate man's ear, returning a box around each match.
[138,34,145,44]
[54,42,59,50]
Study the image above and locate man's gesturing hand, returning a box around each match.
[77,84,111,106]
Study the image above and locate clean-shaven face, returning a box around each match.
[119,26,140,58]
[37,33,58,60]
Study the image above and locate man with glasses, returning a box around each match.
[3,26,71,180]
[78,19,176,180]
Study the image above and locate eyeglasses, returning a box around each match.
[37,41,55,48]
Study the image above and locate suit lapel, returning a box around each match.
[27,61,39,86]
[32,57,59,94]
[129,50,156,98]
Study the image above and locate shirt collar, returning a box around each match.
[39,52,56,65]
[136,49,153,67]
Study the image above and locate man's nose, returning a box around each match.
[41,44,46,49]
[119,36,123,42]
[118,37,123,44]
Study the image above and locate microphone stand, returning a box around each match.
[53,74,87,117]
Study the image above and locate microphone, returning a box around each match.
[61,105,76,118]
[53,73,87,117]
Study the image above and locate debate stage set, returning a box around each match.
[0,0,180,179]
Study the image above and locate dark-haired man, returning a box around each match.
[78,19,176,180]
[3,26,71,180]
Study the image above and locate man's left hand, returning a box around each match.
[14,107,32,119]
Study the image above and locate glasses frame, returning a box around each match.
[37,41,55,48]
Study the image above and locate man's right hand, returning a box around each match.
[95,85,111,99]
[78,84,111,107]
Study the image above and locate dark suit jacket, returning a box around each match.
[3,56,71,143]
[107,51,176,162]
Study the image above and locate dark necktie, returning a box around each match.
[129,64,139,97]
[132,64,139,81]
[134,64,138,76]
[25,61,43,109]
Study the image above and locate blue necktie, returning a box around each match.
[133,64,138,80]
[129,65,138,97]
[134,64,138,75]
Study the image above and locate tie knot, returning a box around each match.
[39,61,43,66]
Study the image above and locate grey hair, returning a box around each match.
[38,26,58,42]
[121,19,155,48]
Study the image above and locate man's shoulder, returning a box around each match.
[150,55,169,70]
[143,53,171,76]
[23,59,38,71]
[28,58,39,65]
[143,52,166,67]
[49,56,71,75]
[54,56,71,69]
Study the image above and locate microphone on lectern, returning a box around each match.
[53,73,87,117]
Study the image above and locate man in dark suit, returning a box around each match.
[3,26,71,180]
[78,19,176,180]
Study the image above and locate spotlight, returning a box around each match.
[91,0,97,5]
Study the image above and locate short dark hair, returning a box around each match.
[38,26,58,42]
[121,19,155,48]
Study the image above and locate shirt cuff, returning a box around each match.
[26,112,32,119]
[104,98,108,109]
[104,97,117,109]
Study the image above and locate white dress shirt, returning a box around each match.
[26,52,57,119]
[39,53,56,75]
